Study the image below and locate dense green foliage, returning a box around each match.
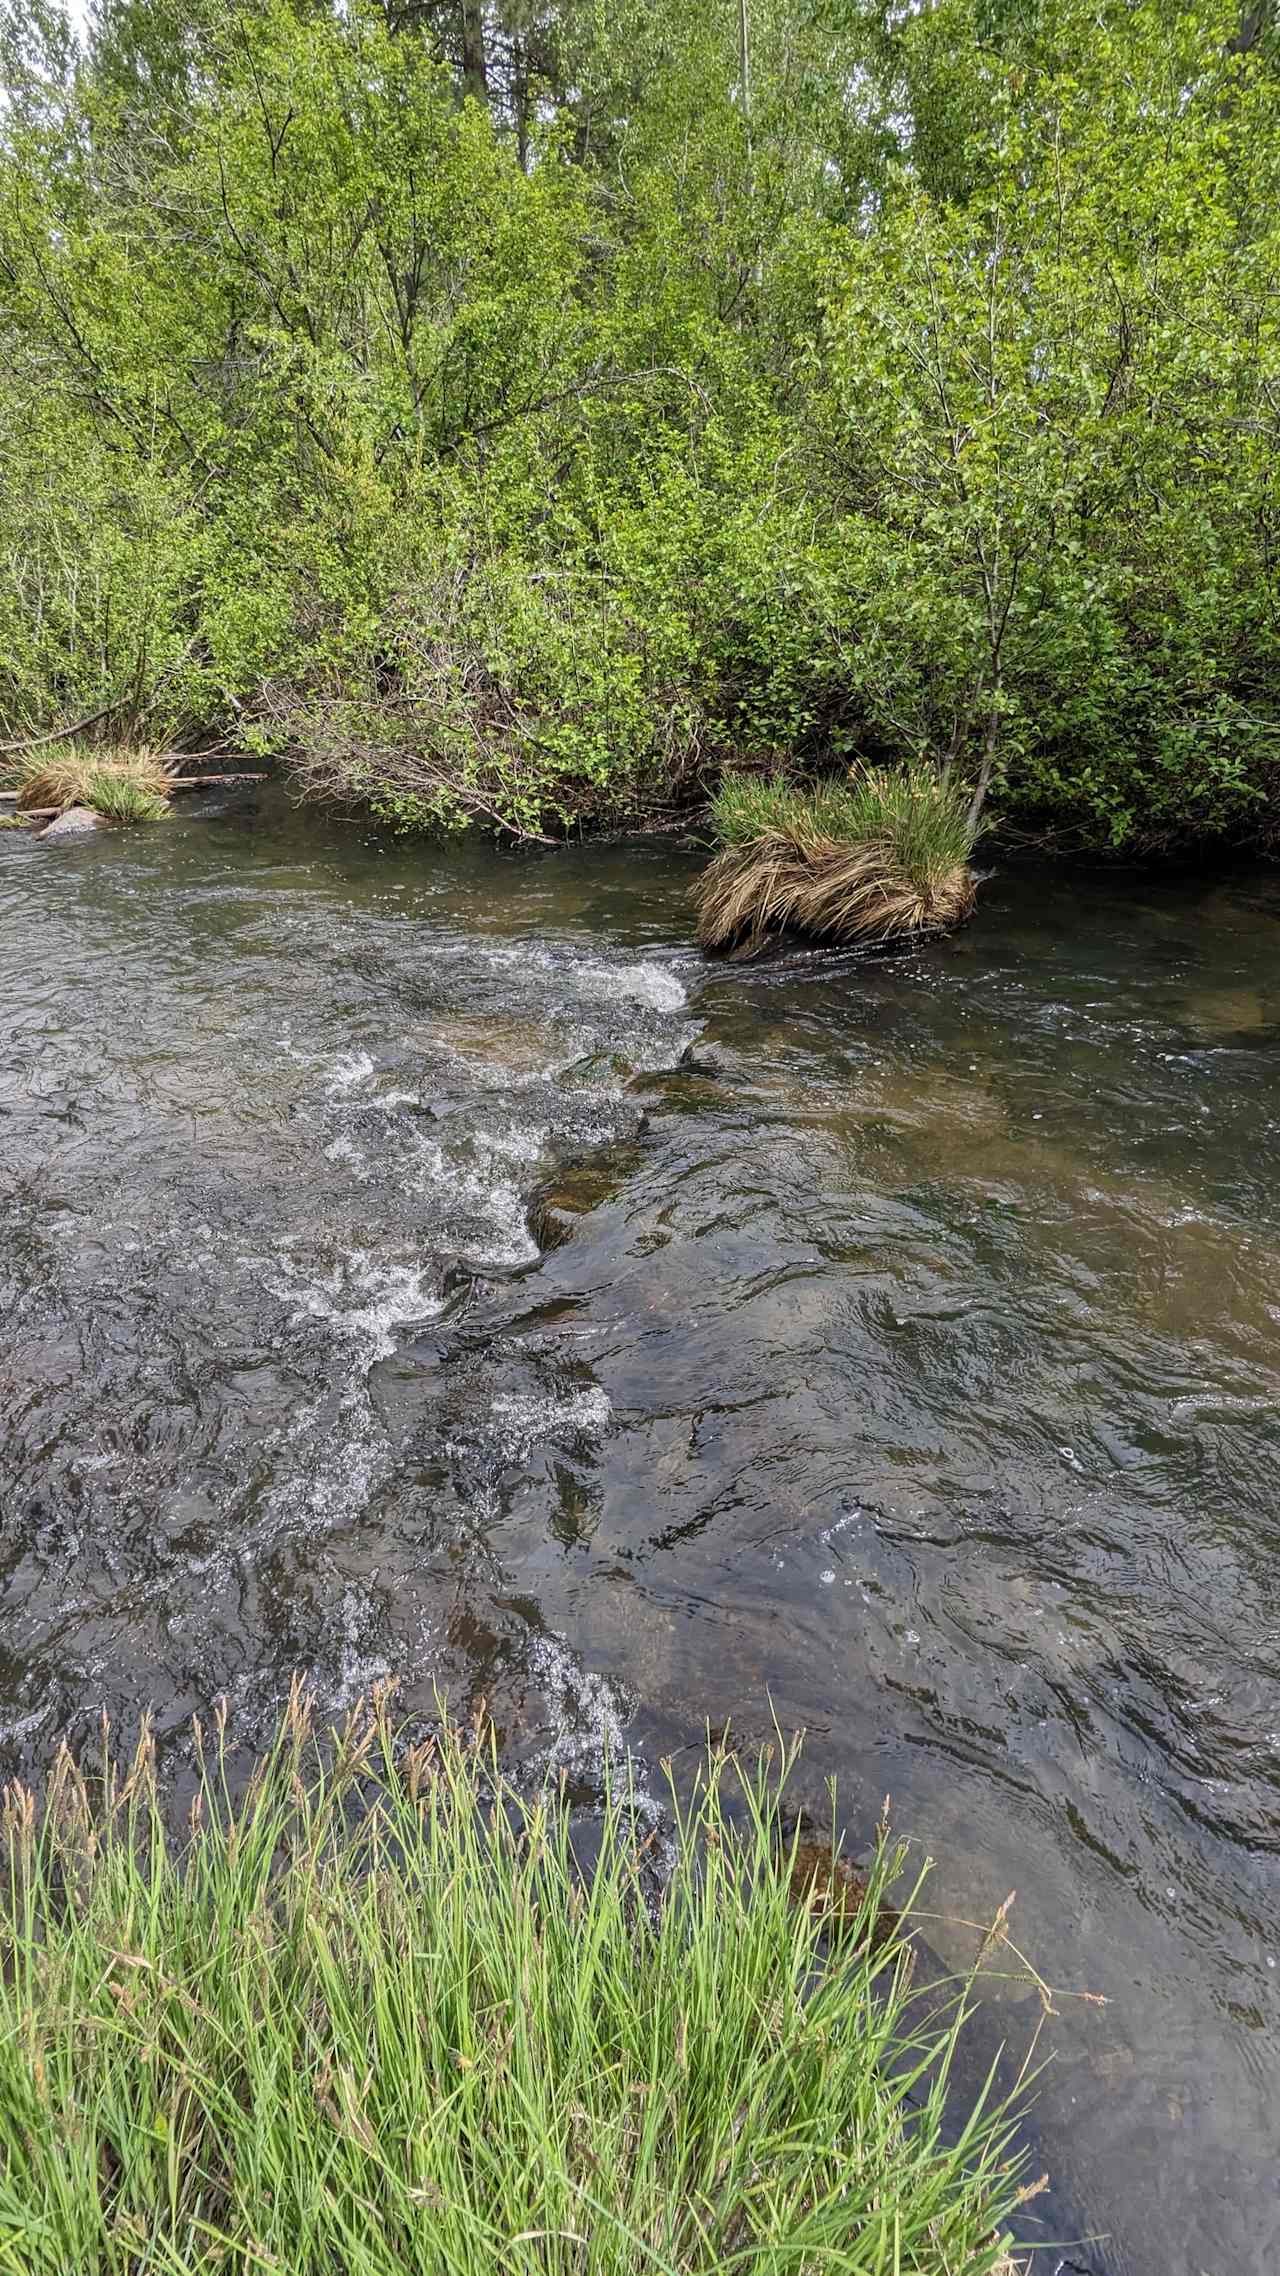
[1,0,1277,850]
[0,1693,1028,2273]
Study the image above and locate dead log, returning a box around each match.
[168,772,268,790]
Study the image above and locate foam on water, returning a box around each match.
[572,956,689,1015]
[523,1633,676,1869]
[325,1586,393,1709]
[489,1386,613,1459]
[324,1050,377,1094]
[273,1390,384,1528]
[482,1123,549,1164]
[526,1631,632,1768]
[262,1248,441,1361]
[432,938,689,1014]
[408,1131,541,1268]
[324,1129,370,1175]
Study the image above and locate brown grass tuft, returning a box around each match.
[694,830,976,952]
[14,744,176,816]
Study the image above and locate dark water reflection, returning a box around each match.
[3,790,1279,2272]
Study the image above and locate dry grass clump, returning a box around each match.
[695,769,978,953]
[10,742,175,821]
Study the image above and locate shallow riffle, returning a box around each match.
[3,789,1279,2275]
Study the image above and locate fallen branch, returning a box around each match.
[3,772,266,801]
[0,700,128,756]
[5,776,266,830]
[167,772,268,790]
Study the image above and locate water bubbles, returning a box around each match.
[517,1633,675,1865]
[571,956,688,1016]
[819,1506,866,1548]
[324,1050,376,1094]
[489,1386,612,1460]
[262,1248,441,1362]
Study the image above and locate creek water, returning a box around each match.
[2,785,1279,2272]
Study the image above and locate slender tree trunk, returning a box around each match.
[938,700,975,788]
[461,0,487,102]
[738,0,761,289]
[514,33,529,170]
[966,694,1000,834]
[1229,6,1267,56]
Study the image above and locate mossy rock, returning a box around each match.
[39,805,106,841]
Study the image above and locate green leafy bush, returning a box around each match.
[1,0,1276,855]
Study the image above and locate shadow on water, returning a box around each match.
[3,787,1279,2273]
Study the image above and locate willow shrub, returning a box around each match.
[8,0,1274,852]
[0,1689,1029,2276]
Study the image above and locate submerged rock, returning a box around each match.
[526,1150,644,1249]
[39,806,104,841]
[559,1049,637,1090]
[787,1837,905,1958]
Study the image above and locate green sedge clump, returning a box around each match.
[0,1687,1031,2275]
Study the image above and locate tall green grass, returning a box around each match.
[0,1690,1029,2275]
[80,768,171,824]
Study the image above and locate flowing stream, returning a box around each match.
[3,785,1279,2273]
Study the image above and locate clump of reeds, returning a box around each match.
[695,768,978,952]
[10,741,175,823]
[0,1684,1030,2275]
[78,765,172,823]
